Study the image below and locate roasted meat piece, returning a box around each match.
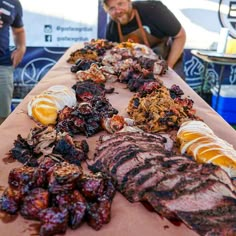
[8,166,35,195]
[79,174,105,200]
[78,173,116,230]
[86,198,112,230]
[32,157,56,188]
[10,134,36,166]
[0,187,22,214]
[56,95,118,137]
[76,63,106,83]
[53,135,89,165]
[72,80,107,102]
[53,190,87,229]
[70,59,100,73]
[39,207,68,236]
[69,196,87,229]
[53,162,82,184]
[20,188,49,220]
[48,162,82,194]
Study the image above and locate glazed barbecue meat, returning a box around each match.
[78,172,115,201]
[8,166,35,195]
[79,173,116,230]
[72,80,114,102]
[39,207,68,236]
[86,198,112,230]
[20,188,49,220]
[53,162,82,184]
[56,96,118,137]
[85,175,115,230]
[71,59,101,73]
[48,162,82,194]
[90,131,236,236]
[53,135,89,165]
[0,157,116,234]
[54,190,87,229]
[122,69,158,92]
[0,187,22,214]
[32,157,57,188]
[67,39,115,64]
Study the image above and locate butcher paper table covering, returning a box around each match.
[0,43,235,236]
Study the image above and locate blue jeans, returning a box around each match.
[0,66,14,118]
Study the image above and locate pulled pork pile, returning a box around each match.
[127,83,201,132]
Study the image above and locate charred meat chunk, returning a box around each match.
[48,162,82,194]
[10,134,37,166]
[39,207,68,236]
[20,188,49,220]
[56,96,118,137]
[32,157,57,188]
[0,187,22,214]
[86,198,112,231]
[9,126,89,167]
[72,80,107,102]
[8,166,35,195]
[69,190,87,229]
[53,162,82,184]
[53,190,87,229]
[53,135,89,165]
[78,174,105,200]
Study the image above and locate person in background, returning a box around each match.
[102,0,186,78]
[0,0,26,125]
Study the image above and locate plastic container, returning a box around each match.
[212,85,236,124]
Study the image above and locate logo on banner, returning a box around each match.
[219,0,236,38]
[44,25,53,42]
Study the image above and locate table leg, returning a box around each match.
[200,61,208,97]
[214,65,225,111]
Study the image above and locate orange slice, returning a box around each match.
[210,155,236,170]
[32,100,58,125]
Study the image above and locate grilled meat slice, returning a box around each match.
[176,198,236,236]
[90,131,236,235]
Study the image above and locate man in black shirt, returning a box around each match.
[0,0,26,124]
[102,0,186,77]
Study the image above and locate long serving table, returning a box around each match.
[0,43,236,236]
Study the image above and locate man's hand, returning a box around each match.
[11,27,26,67]
[0,11,3,28]
[11,47,25,67]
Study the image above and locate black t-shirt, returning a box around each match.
[105,1,181,43]
[0,0,24,65]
